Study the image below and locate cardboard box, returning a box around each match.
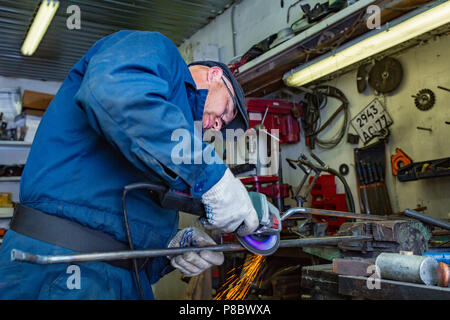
[22,90,55,111]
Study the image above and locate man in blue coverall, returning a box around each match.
[0,31,259,299]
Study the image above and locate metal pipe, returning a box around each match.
[404,209,450,231]
[10,235,372,265]
[375,252,438,285]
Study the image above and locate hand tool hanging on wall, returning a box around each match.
[354,141,392,215]
[391,148,412,176]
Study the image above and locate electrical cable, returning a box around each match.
[324,167,355,213]
[301,85,349,150]
[122,187,145,300]
[122,183,167,300]
[121,182,180,299]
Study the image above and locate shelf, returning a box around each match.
[0,207,13,218]
[0,177,21,182]
[0,141,32,147]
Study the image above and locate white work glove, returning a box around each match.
[168,227,224,277]
[200,168,259,236]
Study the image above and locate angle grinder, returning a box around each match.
[140,182,282,256]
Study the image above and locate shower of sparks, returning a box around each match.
[214,254,266,300]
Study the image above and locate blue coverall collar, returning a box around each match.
[185,76,208,124]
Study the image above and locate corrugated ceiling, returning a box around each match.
[0,0,233,81]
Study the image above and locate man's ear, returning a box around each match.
[207,66,223,83]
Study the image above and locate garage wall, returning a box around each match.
[178,0,450,221]
[281,34,450,220]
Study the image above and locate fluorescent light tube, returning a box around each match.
[21,0,60,56]
[284,1,450,87]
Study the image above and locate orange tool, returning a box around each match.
[391,148,412,176]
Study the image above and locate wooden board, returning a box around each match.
[22,90,55,111]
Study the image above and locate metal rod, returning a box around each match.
[11,244,245,265]
[404,209,450,231]
[278,235,372,247]
[281,207,387,222]
[10,235,372,265]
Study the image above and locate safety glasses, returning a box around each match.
[220,76,238,128]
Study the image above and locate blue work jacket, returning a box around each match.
[16,31,226,288]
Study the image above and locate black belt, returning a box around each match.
[10,204,147,271]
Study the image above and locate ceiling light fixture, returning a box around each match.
[284,1,450,87]
[21,0,60,56]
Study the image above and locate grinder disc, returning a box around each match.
[368,57,403,93]
[237,233,280,256]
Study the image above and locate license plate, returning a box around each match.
[351,98,393,144]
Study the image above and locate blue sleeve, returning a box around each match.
[74,31,226,196]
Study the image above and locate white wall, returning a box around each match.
[178,0,450,221]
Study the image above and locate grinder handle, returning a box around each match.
[125,182,206,217]
[128,183,276,232]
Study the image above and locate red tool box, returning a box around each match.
[246,98,302,144]
[308,174,348,234]
[239,176,290,203]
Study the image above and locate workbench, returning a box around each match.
[301,264,450,300]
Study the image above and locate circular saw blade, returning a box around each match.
[368,57,403,93]
[237,233,280,256]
